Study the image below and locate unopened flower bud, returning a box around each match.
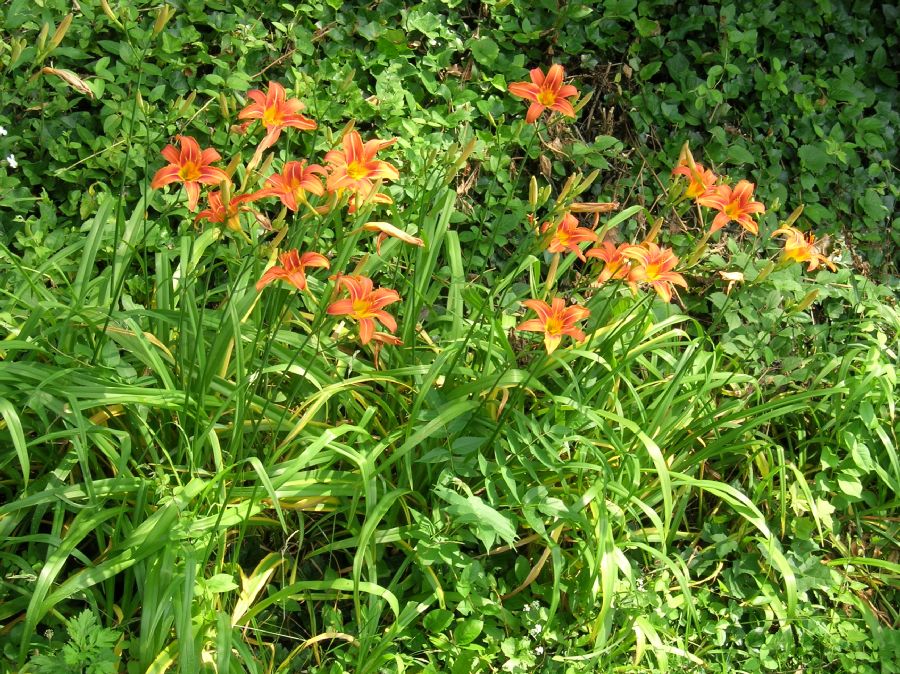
[36,23,50,54]
[152,5,175,38]
[783,204,804,228]
[49,13,73,51]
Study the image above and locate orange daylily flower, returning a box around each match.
[256,249,330,292]
[195,191,264,231]
[696,180,766,234]
[326,275,401,345]
[517,297,590,354]
[252,161,326,212]
[362,221,425,254]
[325,130,399,195]
[623,243,688,303]
[508,64,579,124]
[671,162,718,199]
[542,212,597,261]
[586,240,634,284]
[150,135,229,211]
[238,81,316,153]
[771,226,836,271]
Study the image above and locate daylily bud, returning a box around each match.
[574,169,600,196]
[557,173,579,202]
[528,176,538,209]
[218,92,230,119]
[220,180,232,213]
[444,136,477,184]
[793,289,819,312]
[256,151,275,178]
[753,260,775,284]
[678,141,697,173]
[335,119,356,145]
[537,185,552,208]
[100,0,123,28]
[783,204,804,228]
[176,91,196,116]
[152,4,174,38]
[224,153,242,179]
[36,23,50,54]
[572,89,593,116]
[643,215,663,245]
[48,13,73,51]
[9,38,26,69]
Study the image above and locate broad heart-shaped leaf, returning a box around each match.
[453,618,484,645]
[434,485,517,551]
[798,144,831,172]
[470,37,499,66]
[424,608,454,633]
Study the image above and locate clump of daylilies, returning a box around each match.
[149,80,426,354]
[503,64,835,355]
[149,67,836,362]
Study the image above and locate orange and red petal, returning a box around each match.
[544,64,565,91]
[358,318,376,345]
[198,166,229,186]
[521,299,552,322]
[283,115,317,131]
[563,327,586,342]
[299,252,330,269]
[736,216,759,235]
[516,318,546,333]
[709,211,730,233]
[551,99,577,118]
[508,82,541,102]
[184,182,201,211]
[344,131,365,163]
[199,147,222,165]
[150,165,181,189]
[327,299,355,316]
[374,310,397,334]
[160,144,180,164]
[256,267,284,291]
[529,67,546,86]
[525,102,546,124]
[178,135,201,164]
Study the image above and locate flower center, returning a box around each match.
[545,316,564,336]
[262,106,283,127]
[178,162,201,181]
[643,263,661,281]
[724,202,742,220]
[346,161,368,181]
[537,89,557,106]
[352,298,373,318]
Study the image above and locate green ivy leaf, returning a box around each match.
[470,37,499,66]
[798,144,830,172]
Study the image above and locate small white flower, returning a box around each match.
[534,645,544,656]
[6,154,17,169]
[529,623,543,637]
[0,126,7,136]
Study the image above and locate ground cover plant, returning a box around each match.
[1,1,898,673]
